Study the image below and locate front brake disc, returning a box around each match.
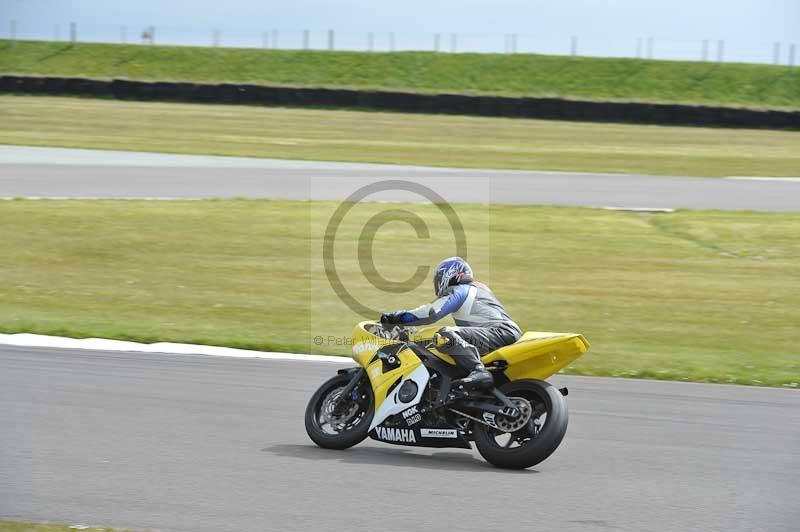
[322,388,359,430]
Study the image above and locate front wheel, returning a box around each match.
[305,372,374,450]
[473,379,568,469]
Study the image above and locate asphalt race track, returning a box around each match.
[2,145,799,531]
[1,146,799,210]
[1,346,798,532]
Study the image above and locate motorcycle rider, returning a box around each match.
[381,257,521,389]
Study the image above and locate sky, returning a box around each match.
[2,0,799,63]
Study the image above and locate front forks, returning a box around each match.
[333,368,366,413]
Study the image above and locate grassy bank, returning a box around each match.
[2,40,799,110]
[1,199,798,387]
[2,95,799,176]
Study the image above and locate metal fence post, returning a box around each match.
[389,32,395,51]
[789,43,796,66]
[511,33,517,54]
[570,35,578,56]
[716,40,724,62]
[121,26,127,44]
[213,30,220,47]
[149,26,155,44]
[701,39,709,61]
[773,42,781,65]
[271,29,278,49]
[635,37,642,58]
[646,36,653,59]
[367,32,374,52]
[303,30,309,50]
[328,29,334,50]
[10,20,16,41]
[70,21,77,43]
[450,33,457,53]
[262,31,268,49]
[434,33,440,52]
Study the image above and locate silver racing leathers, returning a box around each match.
[389,281,521,374]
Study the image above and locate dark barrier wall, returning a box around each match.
[2,75,799,129]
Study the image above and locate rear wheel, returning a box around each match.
[305,372,374,450]
[473,379,568,469]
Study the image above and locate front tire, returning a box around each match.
[473,379,568,469]
[305,372,374,450]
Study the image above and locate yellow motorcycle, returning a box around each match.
[305,321,590,469]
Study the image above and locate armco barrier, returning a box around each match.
[2,75,798,129]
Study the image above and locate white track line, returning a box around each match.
[0,333,349,363]
[3,332,797,389]
[0,197,206,201]
[725,177,800,182]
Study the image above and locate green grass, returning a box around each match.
[2,95,799,176]
[2,40,800,109]
[0,522,121,532]
[1,199,798,387]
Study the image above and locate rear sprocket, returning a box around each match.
[495,397,532,433]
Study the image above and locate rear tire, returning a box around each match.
[473,379,568,469]
[305,372,374,450]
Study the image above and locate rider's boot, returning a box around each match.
[460,363,494,389]
[437,328,494,390]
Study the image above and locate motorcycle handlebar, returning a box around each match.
[367,321,450,348]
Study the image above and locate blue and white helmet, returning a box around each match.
[433,257,473,297]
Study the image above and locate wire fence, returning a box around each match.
[4,20,798,66]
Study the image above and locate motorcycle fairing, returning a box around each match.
[368,423,472,449]
[368,363,429,430]
[351,322,589,384]
[482,331,590,381]
[350,321,589,450]
[369,400,472,449]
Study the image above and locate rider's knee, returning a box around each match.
[436,327,468,350]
